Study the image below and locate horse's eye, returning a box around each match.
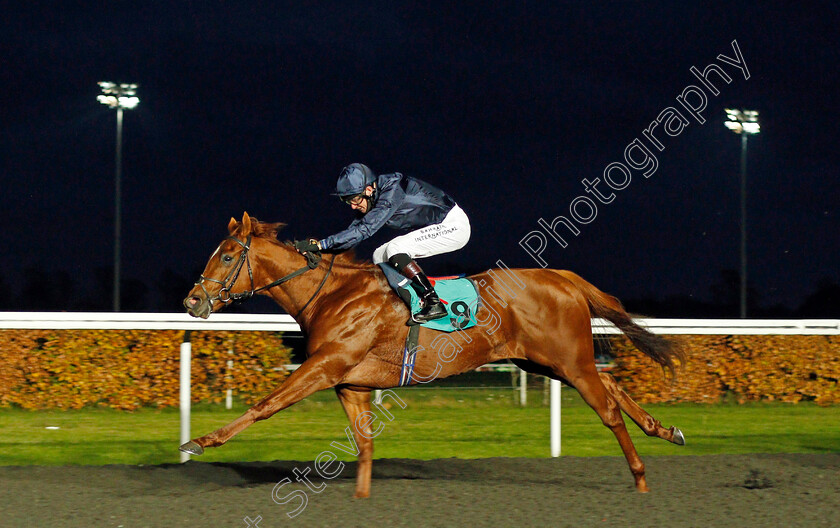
[222,254,234,264]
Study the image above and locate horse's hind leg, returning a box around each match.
[335,386,374,499]
[512,358,650,492]
[598,372,685,445]
[568,366,651,492]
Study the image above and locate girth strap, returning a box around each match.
[398,325,421,386]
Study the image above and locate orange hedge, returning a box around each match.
[0,330,291,410]
[609,334,840,405]
[3,331,837,409]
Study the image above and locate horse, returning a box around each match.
[182,212,686,497]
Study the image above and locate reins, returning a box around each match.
[289,252,335,318]
[195,235,334,319]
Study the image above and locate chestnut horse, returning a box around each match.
[182,212,685,497]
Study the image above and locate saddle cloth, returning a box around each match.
[401,276,480,332]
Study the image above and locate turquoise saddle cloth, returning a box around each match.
[401,276,480,332]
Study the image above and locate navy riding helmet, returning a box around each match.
[333,163,377,201]
[332,163,377,212]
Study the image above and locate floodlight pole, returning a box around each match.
[98,82,138,312]
[739,132,748,319]
[114,106,123,312]
[724,109,759,319]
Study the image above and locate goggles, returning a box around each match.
[340,193,365,206]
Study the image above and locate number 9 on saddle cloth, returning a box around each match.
[400,276,480,332]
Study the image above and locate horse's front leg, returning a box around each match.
[180,349,353,455]
[335,386,374,498]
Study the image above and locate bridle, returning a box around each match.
[194,235,334,318]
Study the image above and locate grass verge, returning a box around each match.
[1,387,838,466]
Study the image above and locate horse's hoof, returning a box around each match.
[179,441,204,456]
[671,427,686,446]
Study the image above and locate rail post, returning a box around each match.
[550,379,561,457]
[180,330,192,463]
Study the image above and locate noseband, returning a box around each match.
[194,235,334,318]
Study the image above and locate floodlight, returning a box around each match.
[723,108,761,318]
[96,81,140,311]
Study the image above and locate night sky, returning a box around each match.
[2,2,838,315]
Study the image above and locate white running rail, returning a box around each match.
[2,313,838,460]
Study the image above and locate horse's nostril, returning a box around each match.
[183,296,200,310]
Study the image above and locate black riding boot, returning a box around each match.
[408,272,448,324]
[388,255,448,324]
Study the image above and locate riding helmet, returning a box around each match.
[333,163,377,198]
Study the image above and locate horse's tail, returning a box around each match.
[556,270,685,377]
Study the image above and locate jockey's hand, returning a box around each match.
[294,239,321,254]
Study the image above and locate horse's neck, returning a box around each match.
[259,247,385,324]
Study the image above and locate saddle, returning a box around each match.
[397,275,481,386]
[399,275,480,332]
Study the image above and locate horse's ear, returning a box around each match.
[228,217,238,235]
[241,212,253,235]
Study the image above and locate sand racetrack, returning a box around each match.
[1,454,838,528]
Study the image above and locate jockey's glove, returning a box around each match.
[294,239,321,253]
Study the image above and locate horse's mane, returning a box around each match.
[248,217,378,271]
[328,250,378,270]
[291,244,378,271]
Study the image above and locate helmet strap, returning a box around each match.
[361,183,377,212]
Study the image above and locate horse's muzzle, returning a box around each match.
[184,294,211,319]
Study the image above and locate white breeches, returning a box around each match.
[372,205,471,264]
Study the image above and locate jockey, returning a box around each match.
[294,163,471,325]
